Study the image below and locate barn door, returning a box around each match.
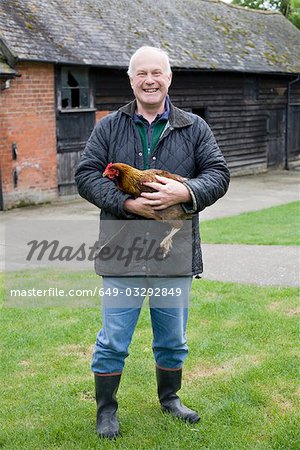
[56,66,95,196]
[267,109,286,168]
[56,111,95,195]
[288,105,300,161]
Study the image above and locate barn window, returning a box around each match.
[244,78,257,101]
[60,67,90,109]
[192,108,207,120]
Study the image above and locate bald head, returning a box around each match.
[127,46,172,78]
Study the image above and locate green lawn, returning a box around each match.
[1,200,299,448]
[1,273,299,450]
[201,201,300,245]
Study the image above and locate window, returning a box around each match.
[192,108,207,120]
[244,78,257,102]
[60,67,90,109]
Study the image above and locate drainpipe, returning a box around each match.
[285,74,300,170]
[0,167,3,211]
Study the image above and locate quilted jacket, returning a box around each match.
[75,99,230,276]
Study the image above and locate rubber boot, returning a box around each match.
[156,367,200,424]
[94,373,121,439]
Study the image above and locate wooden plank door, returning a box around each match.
[288,105,300,161]
[56,111,95,196]
[267,109,286,168]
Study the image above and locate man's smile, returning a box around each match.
[143,88,159,93]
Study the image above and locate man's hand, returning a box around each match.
[124,197,161,219]
[140,175,191,210]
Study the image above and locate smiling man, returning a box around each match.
[124,47,192,218]
[75,46,230,439]
[128,47,172,120]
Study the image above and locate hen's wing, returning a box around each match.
[145,169,187,183]
[139,170,187,194]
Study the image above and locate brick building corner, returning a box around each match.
[0,62,58,209]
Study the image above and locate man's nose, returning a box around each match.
[145,73,155,83]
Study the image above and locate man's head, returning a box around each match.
[127,46,172,114]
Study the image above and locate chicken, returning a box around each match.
[103,162,191,257]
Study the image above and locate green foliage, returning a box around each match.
[289,0,300,27]
[232,0,300,29]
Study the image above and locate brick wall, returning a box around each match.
[0,62,58,209]
[95,110,110,122]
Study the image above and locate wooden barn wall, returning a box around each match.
[93,69,293,174]
[93,69,133,110]
[290,79,300,103]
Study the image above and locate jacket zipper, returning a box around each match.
[149,122,173,164]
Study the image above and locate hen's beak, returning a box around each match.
[103,171,108,177]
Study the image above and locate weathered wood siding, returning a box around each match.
[93,69,298,174]
[93,69,133,110]
[171,72,288,174]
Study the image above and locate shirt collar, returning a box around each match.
[133,95,170,124]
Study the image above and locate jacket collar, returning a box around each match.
[119,99,193,129]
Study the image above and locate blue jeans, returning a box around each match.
[91,276,192,374]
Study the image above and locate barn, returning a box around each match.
[0,0,299,209]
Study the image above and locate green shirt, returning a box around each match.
[134,116,168,169]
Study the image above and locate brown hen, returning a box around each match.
[103,162,191,257]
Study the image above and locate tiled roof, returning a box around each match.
[0,0,299,74]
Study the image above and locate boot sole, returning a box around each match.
[97,431,121,439]
[161,406,200,424]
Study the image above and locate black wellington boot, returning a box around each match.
[94,373,121,439]
[156,367,200,424]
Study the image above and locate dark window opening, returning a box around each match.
[61,67,90,109]
[192,108,207,120]
[244,78,257,101]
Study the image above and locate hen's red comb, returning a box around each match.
[104,162,113,171]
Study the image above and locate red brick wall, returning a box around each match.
[95,110,110,122]
[0,62,58,209]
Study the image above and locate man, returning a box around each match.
[75,46,230,439]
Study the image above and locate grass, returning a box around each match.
[1,272,299,449]
[1,200,299,448]
[200,201,300,245]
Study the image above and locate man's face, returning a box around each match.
[129,50,172,112]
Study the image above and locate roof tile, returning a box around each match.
[0,0,299,73]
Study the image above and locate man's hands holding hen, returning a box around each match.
[141,175,191,209]
[124,175,191,219]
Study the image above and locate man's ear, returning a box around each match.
[168,72,173,87]
[129,77,134,89]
